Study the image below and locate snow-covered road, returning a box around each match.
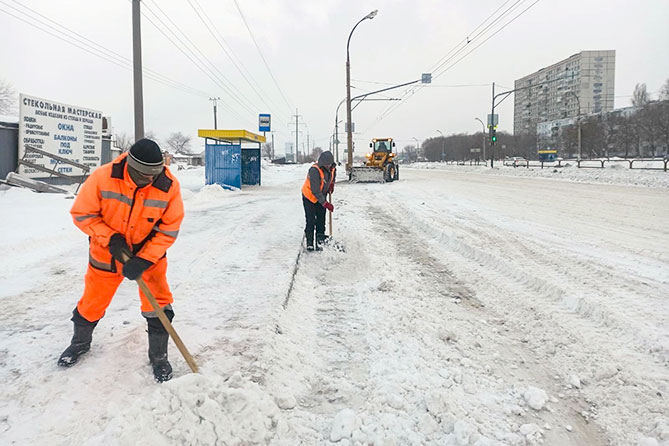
[1,164,667,445]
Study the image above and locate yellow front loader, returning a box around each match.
[349,138,399,183]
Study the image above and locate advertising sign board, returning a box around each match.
[18,93,102,178]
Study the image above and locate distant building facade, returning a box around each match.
[514,50,615,135]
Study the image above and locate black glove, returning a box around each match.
[109,233,132,263]
[122,257,153,280]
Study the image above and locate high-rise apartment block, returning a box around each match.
[513,50,615,135]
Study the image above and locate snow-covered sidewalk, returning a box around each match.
[1,164,667,445]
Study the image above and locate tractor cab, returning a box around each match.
[373,139,392,152]
[366,138,397,169]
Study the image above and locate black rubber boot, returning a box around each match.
[315,233,327,251]
[58,308,98,367]
[146,310,174,383]
[305,231,315,252]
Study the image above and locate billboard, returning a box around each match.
[19,93,103,178]
[259,114,271,132]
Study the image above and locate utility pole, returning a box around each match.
[209,97,220,130]
[295,109,299,163]
[290,108,305,163]
[131,0,144,141]
[271,131,275,160]
[306,133,310,158]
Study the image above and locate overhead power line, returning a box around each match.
[185,0,292,128]
[427,0,517,73]
[375,0,530,122]
[0,0,213,98]
[365,0,542,131]
[432,0,542,80]
[142,0,292,139]
[232,0,294,114]
[139,1,256,126]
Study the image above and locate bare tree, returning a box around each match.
[310,146,323,162]
[262,143,273,159]
[144,130,159,146]
[581,116,606,158]
[402,144,416,162]
[659,78,669,101]
[114,133,133,151]
[0,79,17,115]
[165,132,192,154]
[558,124,578,158]
[646,100,669,157]
[632,83,649,107]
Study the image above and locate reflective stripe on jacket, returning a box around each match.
[70,153,184,271]
[301,163,326,204]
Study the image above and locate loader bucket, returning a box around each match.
[349,167,385,183]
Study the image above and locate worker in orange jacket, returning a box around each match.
[58,139,184,382]
[301,151,335,251]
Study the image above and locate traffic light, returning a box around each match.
[490,128,497,143]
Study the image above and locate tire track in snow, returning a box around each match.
[365,204,607,446]
[384,175,668,445]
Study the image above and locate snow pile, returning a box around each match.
[407,161,669,188]
[87,372,282,446]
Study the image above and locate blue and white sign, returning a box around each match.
[259,114,271,132]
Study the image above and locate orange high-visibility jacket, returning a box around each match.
[302,163,325,204]
[71,153,184,272]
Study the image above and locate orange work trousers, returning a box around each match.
[77,257,173,322]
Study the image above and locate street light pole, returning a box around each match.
[490,82,495,168]
[346,9,378,174]
[412,137,419,161]
[436,130,444,162]
[565,91,582,160]
[475,117,486,164]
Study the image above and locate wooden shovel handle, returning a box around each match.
[328,192,333,237]
[121,253,199,374]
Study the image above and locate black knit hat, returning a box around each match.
[128,138,164,175]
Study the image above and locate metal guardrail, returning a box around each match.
[576,158,668,171]
[413,157,668,172]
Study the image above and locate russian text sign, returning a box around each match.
[19,93,103,178]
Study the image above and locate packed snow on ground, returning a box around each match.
[0,162,667,446]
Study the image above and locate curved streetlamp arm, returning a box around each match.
[347,17,368,60]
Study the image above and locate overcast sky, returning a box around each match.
[1,0,668,158]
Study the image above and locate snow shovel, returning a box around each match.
[325,192,345,252]
[121,252,199,374]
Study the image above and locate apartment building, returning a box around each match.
[513,50,615,135]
